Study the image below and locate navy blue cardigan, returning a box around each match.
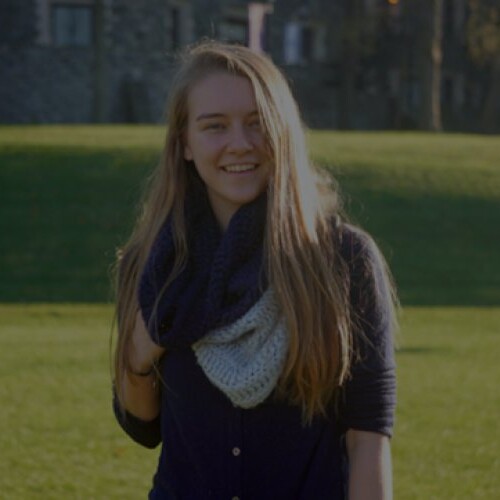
[113,225,396,499]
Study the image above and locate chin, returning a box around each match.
[229,190,264,207]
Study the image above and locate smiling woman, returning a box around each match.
[112,41,397,500]
[183,72,271,230]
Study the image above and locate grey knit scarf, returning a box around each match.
[192,288,289,408]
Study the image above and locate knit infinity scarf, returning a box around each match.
[193,287,289,408]
[138,189,268,349]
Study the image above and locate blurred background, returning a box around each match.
[0,1,499,499]
[1,0,500,132]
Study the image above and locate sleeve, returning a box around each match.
[114,252,162,448]
[112,389,162,449]
[338,227,397,438]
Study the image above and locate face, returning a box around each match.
[183,72,271,230]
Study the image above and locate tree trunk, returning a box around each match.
[418,0,443,131]
[338,0,362,129]
[481,55,500,133]
[338,47,358,129]
[93,0,107,123]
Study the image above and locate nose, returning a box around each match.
[227,124,253,154]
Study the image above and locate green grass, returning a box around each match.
[1,126,499,304]
[0,126,499,497]
[393,307,500,499]
[0,304,158,499]
[0,304,498,499]
[309,131,500,306]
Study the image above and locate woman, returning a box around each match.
[113,41,397,500]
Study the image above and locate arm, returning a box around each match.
[120,367,161,422]
[113,310,165,448]
[346,429,393,500]
[339,227,397,498]
[120,310,165,421]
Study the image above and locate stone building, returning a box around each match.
[0,0,493,130]
[1,0,190,123]
[1,0,280,124]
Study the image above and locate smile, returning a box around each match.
[221,164,257,173]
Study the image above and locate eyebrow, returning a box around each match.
[196,113,224,121]
[195,110,259,121]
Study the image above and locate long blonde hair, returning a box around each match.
[113,41,396,422]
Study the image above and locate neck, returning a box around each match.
[206,194,240,233]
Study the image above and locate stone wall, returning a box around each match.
[103,0,174,122]
[0,0,179,124]
[1,0,481,129]
[0,0,355,127]
[0,45,94,123]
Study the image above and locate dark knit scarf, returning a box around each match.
[138,189,268,349]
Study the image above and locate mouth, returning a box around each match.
[221,163,258,174]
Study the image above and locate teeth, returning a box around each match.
[223,164,256,173]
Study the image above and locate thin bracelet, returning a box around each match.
[127,364,156,377]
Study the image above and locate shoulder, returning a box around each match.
[336,223,390,288]
[331,226,397,436]
[336,223,396,338]
[337,223,380,269]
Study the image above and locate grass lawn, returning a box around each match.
[0,126,499,497]
[0,304,498,499]
[1,126,499,305]
[0,304,157,499]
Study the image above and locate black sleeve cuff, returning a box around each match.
[112,391,162,449]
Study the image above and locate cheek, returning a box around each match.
[193,137,225,163]
[253,132,271,157]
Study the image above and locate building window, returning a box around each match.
[51,3,94,47]
[218,6,248,45]
[219,18,247,44]
[284,22,325,65]
[35,0,95,46]
[284,22,302,64]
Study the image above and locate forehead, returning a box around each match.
[187,72,257,117]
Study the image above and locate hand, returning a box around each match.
[128,310,166,374]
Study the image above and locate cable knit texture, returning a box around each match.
[138,187,268,349]
[193,287,288,408]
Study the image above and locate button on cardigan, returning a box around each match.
[113,225,397,500]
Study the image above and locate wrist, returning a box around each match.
[127,354,157,377]
[125,362,158,388]
[127,347,157,377]
[127,364,155,377]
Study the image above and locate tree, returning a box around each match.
[417,0,444,131]
[338,0,377,129]
[93,0,107,123]
[467,0,500,132]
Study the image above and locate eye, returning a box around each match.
[204,122,226,131]
[248,119,262,130]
